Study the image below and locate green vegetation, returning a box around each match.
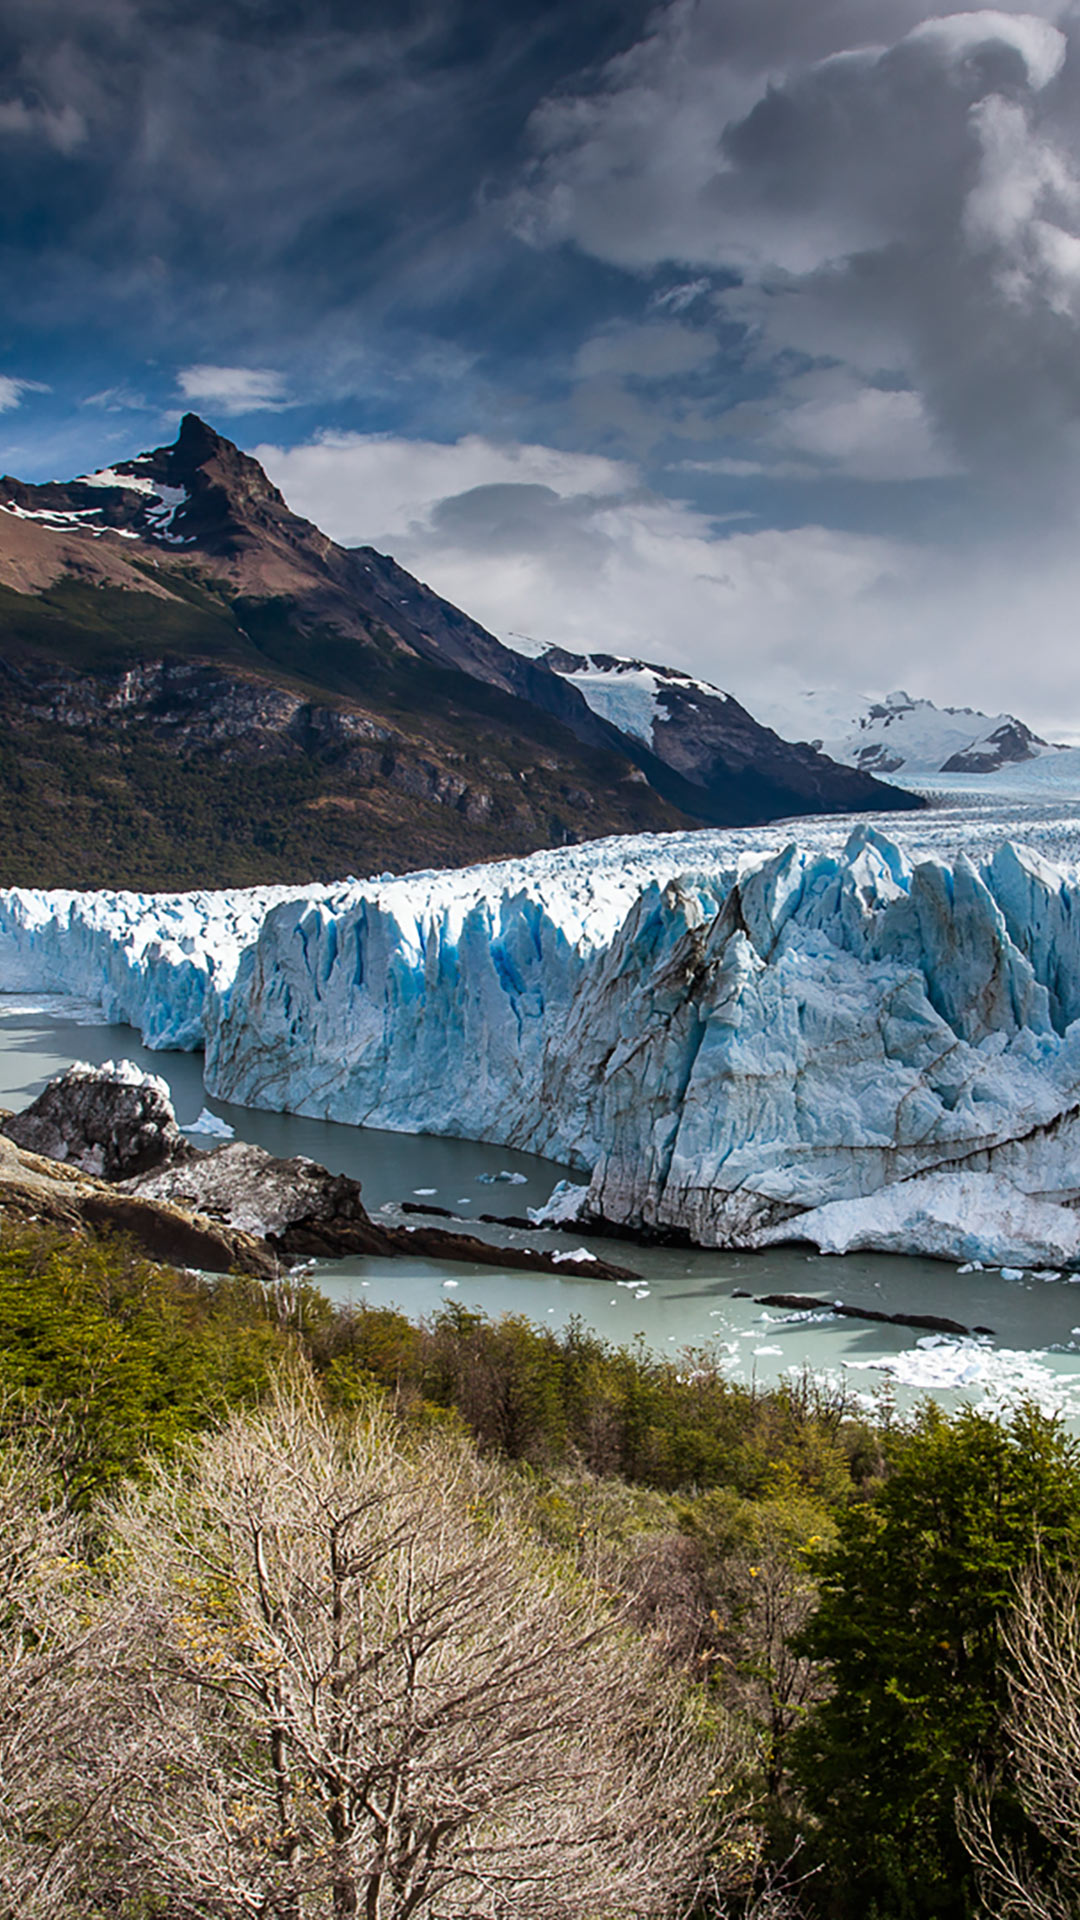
[2,1219,1080,1917]
[793,1405,1080,1918]
[0,1226,293,1497]
[0,573,246,672]
[0,580,685,887]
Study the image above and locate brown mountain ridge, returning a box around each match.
[0,415,920,890]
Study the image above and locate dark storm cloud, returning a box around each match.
[0,0,655,344]
[514,1,1080,491]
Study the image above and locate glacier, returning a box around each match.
[6,805,1080,1267]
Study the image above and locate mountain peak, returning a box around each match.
[154,413,286,511]
[173,411,233,465]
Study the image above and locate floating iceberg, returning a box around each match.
[184,1107,236,1139]
[6,813,1080,1266]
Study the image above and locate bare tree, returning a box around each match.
[0,1415,136,1920]
[105,1375,722,1920]
[960,1559,1080,1920]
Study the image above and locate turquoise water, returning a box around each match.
[4,994,1080,1425]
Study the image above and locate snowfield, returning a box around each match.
[756,687,1053,776]
[8,793,1080,1267]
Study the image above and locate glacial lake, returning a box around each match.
[5,993,1080,1427]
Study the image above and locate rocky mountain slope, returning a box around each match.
[0,416,917,888]
[527,645,907,816]
[756,686,1052,777]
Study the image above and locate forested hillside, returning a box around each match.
[1,1223,1076,1918]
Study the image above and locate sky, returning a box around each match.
[4,0,1080,731]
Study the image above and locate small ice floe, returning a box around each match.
[528,1179,588,1227]
[184,1107,235,1138]
[457,1197,471,1205]
[848,1335,1080,1418]
[442,1278,459,1289]
[1000,1267,1026,1282]
[475,1170,528,1185]
[1033,1270,1062,1282]
[413,1188,437,1196]
[754,1345,783,1357]
[634,1289,651,1300]
[552,1247,596,1265]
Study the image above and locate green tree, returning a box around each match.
[0,1225,288,1498]
[791,1403,1080,1920]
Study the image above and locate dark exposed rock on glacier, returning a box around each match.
[128,1140,394,1260]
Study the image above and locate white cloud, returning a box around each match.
[256,425,1080,738]
[764,380,962,481]
[177,366,290,414]
[0,98,85,153]
[253,431,634,549]
[0,376,48,413]
[906,11,1067,89]
[82,385,150,413]
[575,322,717,380]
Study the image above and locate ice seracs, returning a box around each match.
[7,810,1080,1267]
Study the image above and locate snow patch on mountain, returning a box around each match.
[76,467,161,495]
[4,462,193,546]
[521,647,730,748]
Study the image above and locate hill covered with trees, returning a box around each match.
[0,1222,1077,1918]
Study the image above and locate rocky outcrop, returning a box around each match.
[0,1126,276,1278]
[1,1060,190,1180]
[0,1062,634,1280]
[128,1140,394,1259]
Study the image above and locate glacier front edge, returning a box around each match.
[6,815,1080,1268]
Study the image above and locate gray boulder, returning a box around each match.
[128,1141,391,1258]
[1,1060,191,1181]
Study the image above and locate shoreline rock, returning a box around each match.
[0,1066,638,1282]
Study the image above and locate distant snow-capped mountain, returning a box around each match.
[508,645,915,820]
[753,688,1053,777]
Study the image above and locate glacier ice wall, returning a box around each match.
[5,816,1080,1263]
[0,883,324,1049]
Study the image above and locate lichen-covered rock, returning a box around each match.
[1,1059,191,1181]
[127,1140,391,1258]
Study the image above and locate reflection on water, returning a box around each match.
[4,994,1080,1425]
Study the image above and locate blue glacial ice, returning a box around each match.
[7,812,1080,1266]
